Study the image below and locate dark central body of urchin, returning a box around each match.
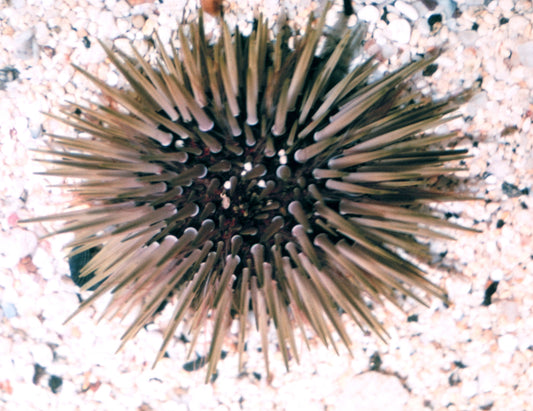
[160,112,314,252]
[29,7,476,380]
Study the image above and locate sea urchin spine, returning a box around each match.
[25,7,477,381]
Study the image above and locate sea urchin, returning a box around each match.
[25,7,476,380]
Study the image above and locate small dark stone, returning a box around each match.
[482,281,499,306]
[19,189,28,203]
[448,372,461,386]
[499,17,509,25]
[252,372,261,381]
[471,22,479,31]
[422,63,438,77]
[520,201,528,209]
[501,181,523,197]
[496,219,505,228]
[33,363,46,385]
[0,66,20,89]
[48,375,63,394]
[407,314,419,322]
[453,360,467,369]
[480,401,495,410]
[369,352,382,371]
[43,46,56,58]
[381,7,389,24]
[428,14,442,31]
[183,356,206,371]
[82,36,91,48]
[0,66,19,83]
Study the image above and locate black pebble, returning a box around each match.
[0,66,20,89]
[448,372,461,386]
[428,14,442,31]
[407,314,419,322]
[422,63,438,77]
[369,352,382,371]
[499,17,509,25]
[32,364,46,385]
[183,356,207,371]
[381,7,389,24]
[501,181,524,197]
[482,281,499,306]
[82,36,91,48]
[496,219,505,228]
[48,375,63,394]
[471,22,479,31]
[480,401,495,410]
[453,360,467,369]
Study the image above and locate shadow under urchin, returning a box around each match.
[25,3,478,381]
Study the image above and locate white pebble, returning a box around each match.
[358,6,380,24]
[132,14,145,30]
[508,16,530,39]
[337,372,409,409]
[116,17,131,35]
[394,1,418,21]
[57,66,74,87]
[498,334,518,353]
[490,268,504,282]
[106,70,119,87]
[516,41,533,67]
[14,116,29,140]
[386,18,411,44]
[499,0,514,11]
[0,228,38,269]
[97,11,120,39]
[112,0,132,18]
[142,17,157,37]
[461,379,479,399]
[31,344,54,368]
[158,25,172,45]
